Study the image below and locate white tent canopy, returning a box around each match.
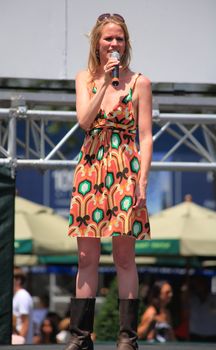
[15,196,77,256]
[150,201,216,256]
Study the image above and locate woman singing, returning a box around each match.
[66,13,153,350]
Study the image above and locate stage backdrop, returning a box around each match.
[0,0,216,83]
[0,167,15,344]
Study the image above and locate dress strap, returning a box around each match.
[91,75,140,94]
[132,73,142,92]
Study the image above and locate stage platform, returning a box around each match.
[1,342,216,350]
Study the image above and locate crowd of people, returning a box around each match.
[12,266,216,345]
[138,276,216,343]
[12,267,71,345]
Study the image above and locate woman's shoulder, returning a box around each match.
[128,71,151,98]
[142,305,157,318]
[76,70,92,83]
[127,69,151,82]
[75,70,94,93]
[76,69,93,85]
[136,73,151,88]
[133,73,152,100]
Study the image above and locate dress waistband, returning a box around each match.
[86,126,136,137]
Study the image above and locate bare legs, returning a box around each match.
[113,236,138,299]
[76,237,101,298]
[76,236,138,299]
[72,236,138,350]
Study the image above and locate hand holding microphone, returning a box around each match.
[110,51,120,86]
[103,51,120,86]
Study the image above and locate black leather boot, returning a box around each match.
[64,298,95,350]
[117,299,139,350]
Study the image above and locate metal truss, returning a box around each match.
[0,98,216,177]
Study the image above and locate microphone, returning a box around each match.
[111,51,120,86]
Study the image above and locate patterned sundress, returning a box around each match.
[68,73,151,240]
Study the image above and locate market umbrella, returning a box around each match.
[101,200,216,257]
[15,197,155,266]
[15,196,78,264]
[147,200,216,257]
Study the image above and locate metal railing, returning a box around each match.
[0,99,216,177]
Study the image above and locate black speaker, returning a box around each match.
[0,166,15,344]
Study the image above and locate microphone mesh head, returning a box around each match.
[111,51,120,60]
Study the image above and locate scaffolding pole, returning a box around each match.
[0,105,216,173]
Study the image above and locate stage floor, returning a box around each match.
[1,342,216,350]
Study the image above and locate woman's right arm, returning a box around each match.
[75,56,119,130]
[75,71,108,130]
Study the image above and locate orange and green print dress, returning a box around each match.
[68,76,151,239]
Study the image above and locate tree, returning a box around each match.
[95,278,119,340]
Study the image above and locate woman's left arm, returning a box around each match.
[134,76,153,208]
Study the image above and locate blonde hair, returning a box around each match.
[88,16,131,79]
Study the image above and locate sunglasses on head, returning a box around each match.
[97,13,125,23]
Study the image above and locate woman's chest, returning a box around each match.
[155,310,170,323]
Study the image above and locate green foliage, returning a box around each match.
[95,278,119,340]
[94,278,147,341]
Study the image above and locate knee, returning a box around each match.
[113,237,136,270]
[78,250,100,270]
[113,250,135,270]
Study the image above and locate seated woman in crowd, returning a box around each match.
[138,280,175,343]
[33,316,58,344]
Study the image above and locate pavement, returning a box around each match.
[1,342,216,350]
